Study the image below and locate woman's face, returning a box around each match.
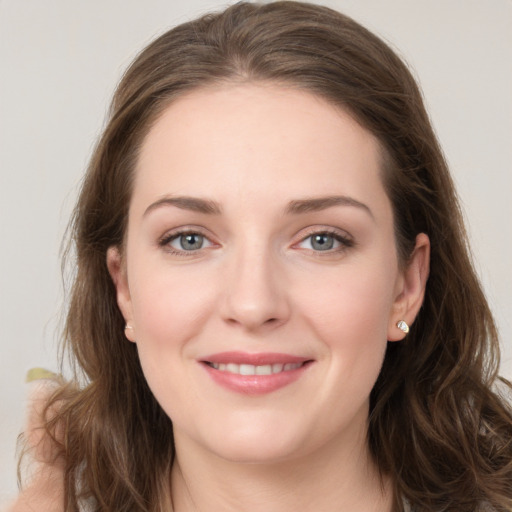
[109,84,428,463]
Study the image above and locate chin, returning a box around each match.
[210,435,303,465]
[191,413,316,465]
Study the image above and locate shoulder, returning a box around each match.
[7,378,65,512]
[6,467,64,512]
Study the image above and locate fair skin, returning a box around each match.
[9,83,429,512]
[8,381,65,512]
[109,83,429,512]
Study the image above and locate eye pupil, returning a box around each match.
[180,233,203,250]
[311,234,334,251]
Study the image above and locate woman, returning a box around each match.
[11,2,512,511]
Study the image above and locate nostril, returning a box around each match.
[224,315,283,331]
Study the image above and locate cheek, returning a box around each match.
[300,263,396,341]
[129,258,218,347]
[127,262,220,421]
[296,260,397,393]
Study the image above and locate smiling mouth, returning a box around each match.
[205,361,306,375]
[200,353,313,394]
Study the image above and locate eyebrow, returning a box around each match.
[144,196,222,216]
[285,195,374,219]
[143,194,373,219]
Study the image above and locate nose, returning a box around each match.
[219,242,290,332]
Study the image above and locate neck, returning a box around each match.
[170,423,393,512]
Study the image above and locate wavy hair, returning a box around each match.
[33,2,512,510]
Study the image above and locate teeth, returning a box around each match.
[255,365,272,375]
[209,362,302,375]
[239,364,255,375]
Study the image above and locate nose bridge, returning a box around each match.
[221,234,289,330]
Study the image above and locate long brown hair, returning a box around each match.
[34,2,512,510]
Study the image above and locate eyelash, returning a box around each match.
[158,227,354,257]
[158,228,214,257]
[293,227,354,255]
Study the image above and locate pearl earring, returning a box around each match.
[396,320,409,334]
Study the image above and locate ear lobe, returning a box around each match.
[388,233,430,341]
[106,246,136,342]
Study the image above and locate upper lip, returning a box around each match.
[200,351,312,366]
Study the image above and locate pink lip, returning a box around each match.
[199,351,313,395]
[201,351,310,365]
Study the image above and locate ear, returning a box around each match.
[106,246,136,342]
[388,233,430,341]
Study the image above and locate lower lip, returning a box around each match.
[201,362,312,395]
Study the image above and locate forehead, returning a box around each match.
[133,83,389,216]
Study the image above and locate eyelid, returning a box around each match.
[158,226,218,255]
[292,226,354,252]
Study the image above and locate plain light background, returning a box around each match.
[1,0,511,504]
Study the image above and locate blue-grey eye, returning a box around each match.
[171,233,206,251]
[310,233,335,251]
[297,232,347,251]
